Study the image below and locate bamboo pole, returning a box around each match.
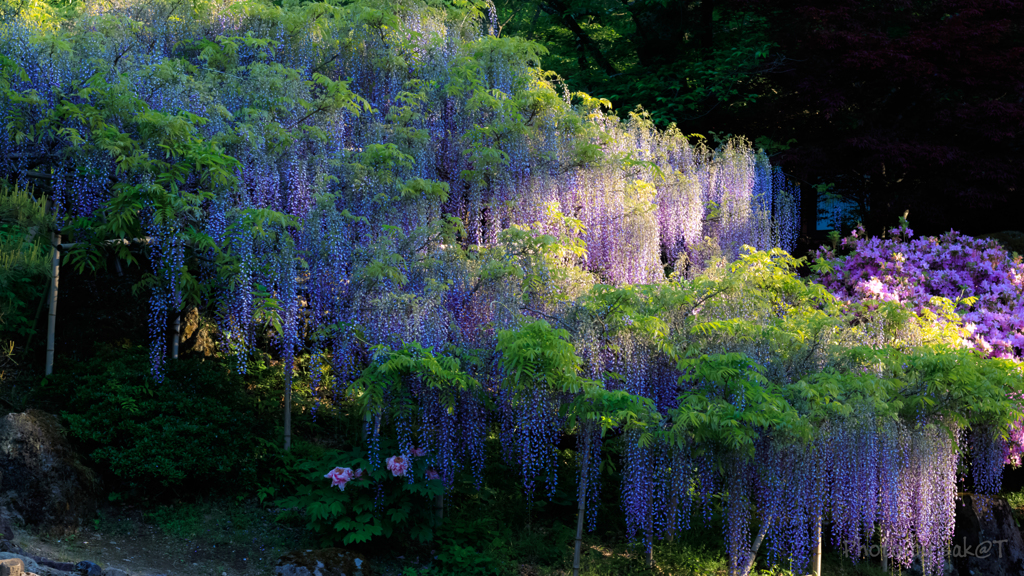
[44,233,60,376]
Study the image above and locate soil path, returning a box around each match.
[9,504,307,576]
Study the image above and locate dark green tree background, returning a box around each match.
[498,0,1024,241]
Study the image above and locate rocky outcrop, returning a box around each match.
[0,410,98,535]
[950,494,1024,576]
[179,307,216,357]
[275,549,370,576]
[1,557,26,576]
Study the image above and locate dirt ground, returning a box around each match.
[9,504,307,576]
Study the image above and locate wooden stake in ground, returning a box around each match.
[44,233,60,376]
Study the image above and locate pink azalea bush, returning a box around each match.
[324,466,363,491]
[812,226,1024,360]
[386,455,410,477]
[425,468,440,480]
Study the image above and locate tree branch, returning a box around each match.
[541,0,618,76]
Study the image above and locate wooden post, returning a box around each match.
[811,516,822,576]
[881,542,888,572]
[44,233,60,376]
[572,435,589,576]
[434,492,444,523]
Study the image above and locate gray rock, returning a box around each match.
[275,548,370,576]
[950,494,1024,576]
[0,411,98,535]
[274,566,312,576]
[73,561,101,576]
[0,510,13,541]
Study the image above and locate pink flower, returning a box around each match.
[857,277,885,297]
[386,455,410,477]
[324,466,359,491]
[426,468,440,480]
[410,447,426,457]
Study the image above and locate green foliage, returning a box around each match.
[497,1,778,127]
[430,510,574,575]
[0,182,52,340]
[34,346,266,497]
[353,340,484,418]
[496,320,594,395]
[274,441,443,546]
[571,246,1024,469]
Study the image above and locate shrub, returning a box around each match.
[812,225,1024,359]
[35,345,266,498]
[273,440,443,547]
[0,183,52,342]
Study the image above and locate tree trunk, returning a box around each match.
[811,516,822,576]
[541,0,618,75]
[170,311,181,360]
[572,434,589,576]
[739,514,772,576]
[283,378,292,451]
